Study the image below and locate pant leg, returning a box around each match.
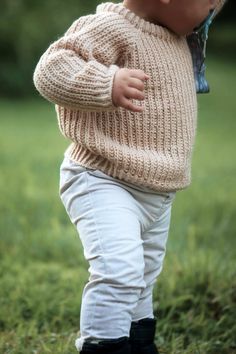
[59,158,147,351]
[131,194,176,322]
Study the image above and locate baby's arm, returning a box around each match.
[33,13,148,112]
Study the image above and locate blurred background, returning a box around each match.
[0,1,235,354]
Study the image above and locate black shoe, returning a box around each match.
[129,317,159,354]
[80,336,131,354]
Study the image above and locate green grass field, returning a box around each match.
[0,57,236,354]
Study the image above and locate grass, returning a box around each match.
[0,57,236,353]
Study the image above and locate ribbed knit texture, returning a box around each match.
[33,1,225,192]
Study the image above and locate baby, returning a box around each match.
[33,0,226,353]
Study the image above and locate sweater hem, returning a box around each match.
[64,144,190,193]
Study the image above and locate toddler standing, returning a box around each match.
[33,0,226,353]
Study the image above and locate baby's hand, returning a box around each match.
[112,68,149,112]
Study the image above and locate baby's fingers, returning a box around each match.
[129,69,150,81]
[128,78,145,91]
[121,97,144,113]
[126,87,145,101]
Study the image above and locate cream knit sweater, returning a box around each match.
[33,1,225,192]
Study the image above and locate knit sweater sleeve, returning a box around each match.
[33,13,133,111]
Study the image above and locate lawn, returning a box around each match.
[0,57,236,353]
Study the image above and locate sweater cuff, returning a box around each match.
[90,64,120,111]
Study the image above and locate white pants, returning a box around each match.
[59,156,176,351]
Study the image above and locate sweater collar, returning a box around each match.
[96,2,178,40]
